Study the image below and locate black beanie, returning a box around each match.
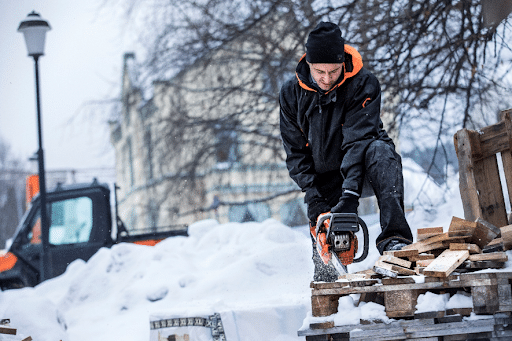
[306,22,345,64]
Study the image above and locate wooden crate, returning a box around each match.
[454,109,512,228]
[299,313,512,340]
[310,272,512,318]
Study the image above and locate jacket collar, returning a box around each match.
[295,45,363,94]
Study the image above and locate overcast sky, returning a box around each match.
[0,1,139,171]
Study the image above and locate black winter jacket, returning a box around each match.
[279,45,392,204]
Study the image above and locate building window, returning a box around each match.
[144,129,154,180]
[215,129,238,164]
[280,198,308,227]
[228,203,270,223]
[147,199,159,231]
[126,138,135,187]
[261,59,294,97]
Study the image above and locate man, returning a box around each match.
[279,22,413,282]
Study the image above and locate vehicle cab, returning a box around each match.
[0,180,114,289]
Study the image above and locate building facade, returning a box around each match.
[109,52,307,231]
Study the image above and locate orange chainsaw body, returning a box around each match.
[311,212,368,273]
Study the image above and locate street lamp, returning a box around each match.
[18,11,51,281]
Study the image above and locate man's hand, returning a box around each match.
[307,197,331,224]
[331,192,359,214]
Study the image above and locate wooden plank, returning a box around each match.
[299,315,508,339]
[403,233,470,253]
[310,272,512,297]
[435,314,463,323]
[349,324,407,340]
[445,308,472,316]
[472,284,499,314]
[311,295,339,317]
[384,286,419,317]
[473,154,508,227]
[484,237,504,252]
[417,232,469,245]
[311,281,347,289]
[382,277,415,285]
[417,227,444,241]
[501,224,512,250]
[337,268,378,280]
[405,241,445,254]
[373,262,398,278]
[449,243,481,254]
[461,260,506,270]
[455,128,509,228]
[348,279,379,287]
[378,254,412,269]
[469,252,508,262]
[416,259,434,267]
[501,111,512,215]
[0,326,16,335]
[408,253,435,262]
[473,218,501,247]
[455,128,483,223]
[414,311,445,319]
[403,319,495,339]
[374,260,416,276]
[448,217,477,237]
[310,322,335,330]
[383,249,419,258]
[476,119,511,159]
[498,282,512,312]
[423,250,470,278]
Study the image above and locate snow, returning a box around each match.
[0,157,510,340]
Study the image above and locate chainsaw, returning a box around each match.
[311,212,369,274]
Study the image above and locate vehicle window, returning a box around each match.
[49,197,93,245]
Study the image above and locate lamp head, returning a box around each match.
[18,11,51,57]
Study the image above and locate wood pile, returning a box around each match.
[372,216,509,279]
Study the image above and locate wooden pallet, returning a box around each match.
[310,271,512,318]
[301,271,512,340]
[299,312,512,340]
[454,109,512,228]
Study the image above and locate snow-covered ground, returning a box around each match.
[1,158,510,340]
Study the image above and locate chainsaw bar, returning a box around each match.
[330,251,348,274]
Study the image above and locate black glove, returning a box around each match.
[331,192,359,214]
[307,197,331,224]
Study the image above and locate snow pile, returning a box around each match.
[415,291,473,314]
[0,219,313,340]
[300,295,390,330]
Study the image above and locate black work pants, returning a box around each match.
[312,139,413,281]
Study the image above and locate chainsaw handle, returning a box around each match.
[315,212,331,235]
[353,216,369,263]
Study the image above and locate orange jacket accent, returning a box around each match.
[295,45,364,94]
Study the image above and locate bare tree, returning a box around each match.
[108,0,512,211]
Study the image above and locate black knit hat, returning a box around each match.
[306,22,345,64]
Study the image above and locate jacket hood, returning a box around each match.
[295,45,363,94]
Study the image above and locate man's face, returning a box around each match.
[308,62,343,91]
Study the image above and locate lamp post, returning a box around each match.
[18,11,51,281]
